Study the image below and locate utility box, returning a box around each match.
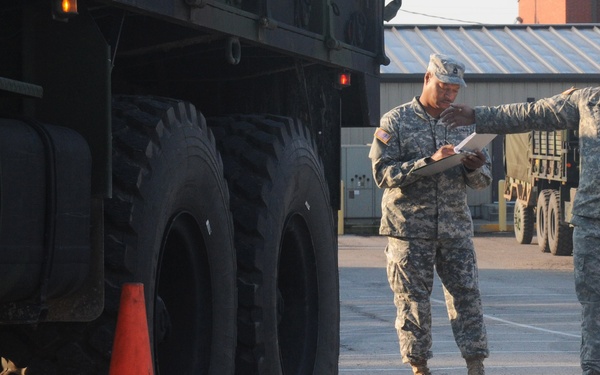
[341,145,383,219]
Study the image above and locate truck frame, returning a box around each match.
[504,128,579,256]
[0,1,394,373]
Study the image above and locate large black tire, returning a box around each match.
[0,97,238,375]
[209,115,339,375]
[514,200,534,245]
[536,190,552,253]
[105,96,237,375]
[547,190,573,256]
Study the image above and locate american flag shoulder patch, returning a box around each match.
[374,127,392,145]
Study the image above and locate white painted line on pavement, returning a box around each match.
[483,314,581,338]
[430,297,580,338]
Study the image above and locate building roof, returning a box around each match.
[382,24,600,81]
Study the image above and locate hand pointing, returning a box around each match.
[440,104,476,129]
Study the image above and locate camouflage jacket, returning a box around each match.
[369,97,492,239]
[474,86,600,221]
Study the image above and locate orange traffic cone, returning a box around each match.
[109,283,154,375]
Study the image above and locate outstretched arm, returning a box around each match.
[440,104,475,129]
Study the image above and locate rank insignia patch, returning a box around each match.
[374,128,392,145]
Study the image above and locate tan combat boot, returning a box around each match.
[466,357,485,375]
[410,360,431,375]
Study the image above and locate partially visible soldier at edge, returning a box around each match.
[441,87,600,375]
[369,53,491,375]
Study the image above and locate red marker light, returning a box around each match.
[338,73,351,87]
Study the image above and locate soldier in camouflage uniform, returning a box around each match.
[442,86,600,375]
[369,54,491,375]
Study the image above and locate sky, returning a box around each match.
[385,0,520,25]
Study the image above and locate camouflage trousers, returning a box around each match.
[572,216,600,375]
[385,236,489,364]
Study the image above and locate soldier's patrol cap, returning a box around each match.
[427,53,467,87]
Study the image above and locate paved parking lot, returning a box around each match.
[338,233,580,375]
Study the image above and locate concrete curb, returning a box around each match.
[343,221,515,235]
[474,222,514,233]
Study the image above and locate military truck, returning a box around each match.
[0,0,396,373]
[504,128,579,256]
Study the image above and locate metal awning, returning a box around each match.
[383,24,600,79]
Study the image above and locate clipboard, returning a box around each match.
[412,132,496,176]
[454,132,497,154]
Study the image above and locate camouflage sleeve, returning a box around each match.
[474,88,582,134]
[369,113,429,189]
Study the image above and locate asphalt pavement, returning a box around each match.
[338,232,580,375]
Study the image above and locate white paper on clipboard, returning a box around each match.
[412,132,496,176]
[454,132,497,154]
